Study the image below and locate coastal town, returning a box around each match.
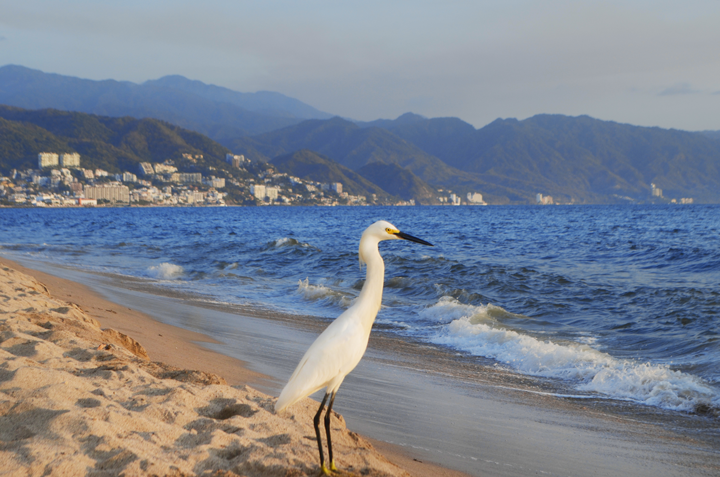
[0,151,487,207]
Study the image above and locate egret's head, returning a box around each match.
[370,220,433,245]
[359,220,433,265]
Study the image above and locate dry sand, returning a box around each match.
[0,258,467,477]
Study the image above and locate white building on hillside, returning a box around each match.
[266,187,279,200]
[179,173,202,184]
[226,154,246,167]
[139,163,155,176]
[467,192,486,204]
[84,184,130,203]
[536,193,554,205]
[38,153,59,168]
[60,153,80,168]
[204,177,225,188]
[250,184,266,200]
[154,163,177,174]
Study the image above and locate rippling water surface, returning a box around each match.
[2,205,718,414]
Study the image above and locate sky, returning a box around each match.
[1,0,719,131]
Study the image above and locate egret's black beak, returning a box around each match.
[395,231,433,246]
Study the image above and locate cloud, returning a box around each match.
[658,83,700,96]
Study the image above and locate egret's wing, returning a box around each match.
[275,316,367,412]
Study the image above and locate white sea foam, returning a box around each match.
[271,237,315,249]
[419,296,513,325]
[424,297,720,412]
[273,237,294,247]
[297,278,355,308]
[147,262,184,279]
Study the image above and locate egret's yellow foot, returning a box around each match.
[330,461,338,472]
[320,461,339,475]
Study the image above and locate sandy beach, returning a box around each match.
[2,255,720,476]
[0,257,468,476]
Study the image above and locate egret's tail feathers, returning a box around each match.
[274,391,297,413]
[275,380,323,413]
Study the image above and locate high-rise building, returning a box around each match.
[38,153,59,168]
[204,177,226,188]
[266,187,279,200]
[138,163,155,176]
[250,184,266,200]
[84,184,130,203]
[154,163,177,174]
[226,154,246,168]
[179,173,202,183]
[59,153,80,168]
[467,192,483,203]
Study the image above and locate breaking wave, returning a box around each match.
[297,278,355,308]
[147,263,184,280]
[269,237,317,249]
[423,297,720,413]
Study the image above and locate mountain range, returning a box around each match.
[0,65,331,148]
[374,114,720,203]
[2,65,720,204]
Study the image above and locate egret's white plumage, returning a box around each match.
[275,220,432,474]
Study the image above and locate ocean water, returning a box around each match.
[1,205,718,415]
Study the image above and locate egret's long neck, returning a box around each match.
[356,237,385,335]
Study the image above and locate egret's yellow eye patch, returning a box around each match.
[385,228,400,235]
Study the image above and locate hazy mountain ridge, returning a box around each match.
[0,65,331,145]
[370,114,720,203]
[700,130,720,141]
[143,75,333,120]
[229,117,472,187]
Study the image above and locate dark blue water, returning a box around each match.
[1,205,718,413]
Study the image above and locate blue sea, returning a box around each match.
[1,205,718,415]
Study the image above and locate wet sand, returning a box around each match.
[3,255,719,476]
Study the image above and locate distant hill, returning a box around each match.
[0,65,333,147]
[229,117,470,188]
[144,75,332,120]
[355,112,428,129]
[270,150,393,200]
[371,113,720,203]
[0,105,232,174]
[355,162,438,204]
[700,130,720,142]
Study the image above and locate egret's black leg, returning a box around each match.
[314,393,329,471]
[324,391,338,472]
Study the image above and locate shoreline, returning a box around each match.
[0,256,469,477]
[3,255,720,476]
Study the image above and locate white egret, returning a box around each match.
[275,220,433,475]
